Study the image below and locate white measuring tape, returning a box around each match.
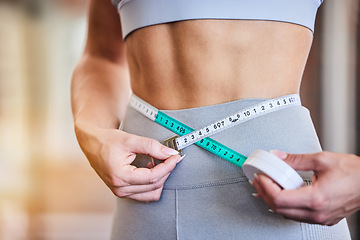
[130,94,304,189]
[131,94,301,150]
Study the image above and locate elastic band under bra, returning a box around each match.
[116,0,323,39]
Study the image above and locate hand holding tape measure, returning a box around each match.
[74,123,183,202]
[252,151,360,226]
[130,94,305,190]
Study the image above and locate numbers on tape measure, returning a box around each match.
[197,137,247,167]
[130,94,300,169]
[155,111,192,136]
[177,127,186,134]
[175,94,301,149]
[154,111,247,167]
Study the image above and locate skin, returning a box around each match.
[71,0,313,202]
[252,150,360,226]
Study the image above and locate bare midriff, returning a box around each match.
[125,19,313,110]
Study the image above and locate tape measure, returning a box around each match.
[243,150,305,189]
[130,94,301,168]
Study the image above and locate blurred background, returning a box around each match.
[0,0,359,239]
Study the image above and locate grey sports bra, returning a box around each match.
[112,0,323,39]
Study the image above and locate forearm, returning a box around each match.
[70,0,183,202]
[71,54,130,130]
[71,54,130,158]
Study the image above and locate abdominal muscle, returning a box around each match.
[125,19,313,110]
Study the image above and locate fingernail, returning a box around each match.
[162,147,179,156]
[252,193,260,198]
[151,157,156,167]
[248,179,253,185]
[177,154,186,163]
[270,150,287,160]
[254,173,259,179]
[268,209,274,213]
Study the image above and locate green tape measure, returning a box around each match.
[130,94,301,168]
[155,111,247,167]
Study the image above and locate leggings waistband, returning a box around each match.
[122,96,321,188]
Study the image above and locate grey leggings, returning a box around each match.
[111,97,351,240]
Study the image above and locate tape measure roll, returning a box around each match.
[243,150,304,190]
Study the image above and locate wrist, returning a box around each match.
[74,119,121,155]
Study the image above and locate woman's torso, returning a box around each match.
[110,3,352,240]
[116,1,316,110]
[125,20,313,110]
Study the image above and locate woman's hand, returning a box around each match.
[252,150,360,226]
[76,124,183,202]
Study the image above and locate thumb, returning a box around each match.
[270,150,326,172]
[127,135,179,160]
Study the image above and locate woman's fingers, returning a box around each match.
[270,150,329,172]
[113,172,171,198]
[121,154,182,185]
[92,130,185,202]
[107,154,185,202]
[125,134,179,160]
[253,174,314,209]
[127,186,165,202]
